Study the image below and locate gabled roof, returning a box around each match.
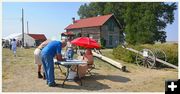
[65,14,113,30]
[3,33,22,40]
[28,34,47,40]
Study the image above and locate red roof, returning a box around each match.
[61,31,74,36]
[28,34,47,40]
[65,14,113,30]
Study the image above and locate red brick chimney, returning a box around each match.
[72,17,75,24]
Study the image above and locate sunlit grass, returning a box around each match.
[2,48,119,80]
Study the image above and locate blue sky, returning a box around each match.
[2,2,178,41]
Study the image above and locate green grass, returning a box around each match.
[2,48,178,92]
[2,48,35,79]
[2,48,120,80]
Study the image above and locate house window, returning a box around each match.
[77,33,82,37]
[108,20,114,31]
[85,34,90,37]
[89,34,93,39]
[109,35,113,45]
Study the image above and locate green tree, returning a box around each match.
[124,3,176,44]
[77,2,177,45]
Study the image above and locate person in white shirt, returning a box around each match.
[11,39,17,57]
[34,40,51,79]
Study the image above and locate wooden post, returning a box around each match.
[92,51,126,71]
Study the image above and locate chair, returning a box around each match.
[87,63,95,75]
[77,49,95,75]
[84,54,95,75]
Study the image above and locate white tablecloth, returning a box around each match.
[55,59,87,65]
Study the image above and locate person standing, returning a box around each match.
[65,38,74,60]
[11,39,17,57]
[9,39,12,50]
[34,40,50,79]
[19,40,22,48]
[41,40,67,87]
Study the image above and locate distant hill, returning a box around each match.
[166,41,178,44]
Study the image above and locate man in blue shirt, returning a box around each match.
[41,40,66,87]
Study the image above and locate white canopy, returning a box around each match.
[3,33,36,47]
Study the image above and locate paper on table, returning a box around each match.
[66,59,82,62]
[54,58,87,65]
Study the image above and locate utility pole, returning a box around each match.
[22,8,24,47]
[27,21,29,34]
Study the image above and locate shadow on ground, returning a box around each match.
[54,74,130,91]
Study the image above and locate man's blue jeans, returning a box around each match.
[41,53,55,85]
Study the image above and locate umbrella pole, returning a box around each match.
[88,37,90,45]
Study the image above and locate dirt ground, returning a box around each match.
[2,48,178,92]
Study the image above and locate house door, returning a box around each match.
[109,35,113,46]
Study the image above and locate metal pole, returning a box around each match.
[22,8,24,47]
[27,21,29,34]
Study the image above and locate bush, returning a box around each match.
[100,38,106,49]
[113,43,178,66]
[113,45,136,63]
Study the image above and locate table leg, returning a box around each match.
[76,65,82,86]
[62,65,70,87]
[57,64,62,73]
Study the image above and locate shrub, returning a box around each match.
[113,45,136,63]
[100,38,106,49]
